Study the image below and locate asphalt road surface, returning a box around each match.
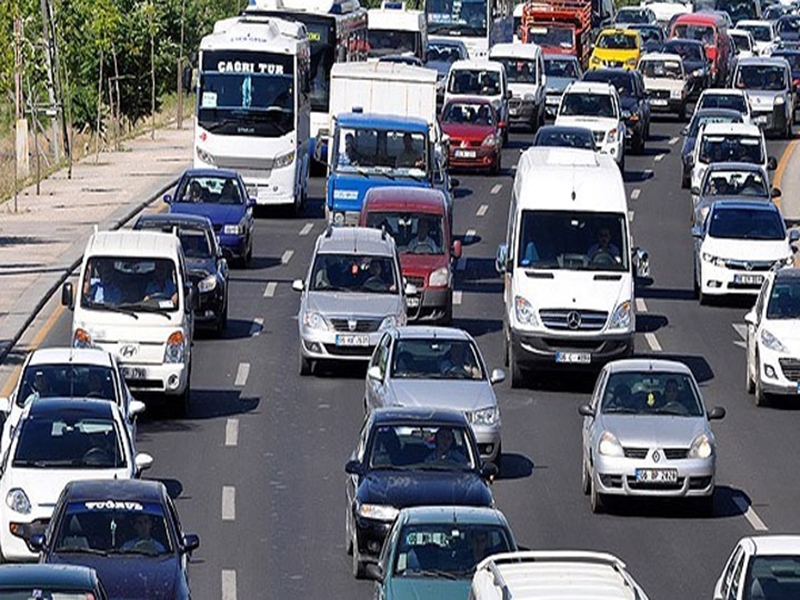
[33,115,799,599]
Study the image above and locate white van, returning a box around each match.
[367,1,428,64]
[496,147,648,387]
[444,59,511,143]
[61,230,194,415]
[489,43,547,131]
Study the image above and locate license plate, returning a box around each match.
[335,334,370,347]
[734,274,763,285]
[753,115,768,124]
[454,149,476,158]
[122,367,147,380]
[555,352,591,364]
[651,99,668,106]
[509,108,519,116]
[636,468,678,483]
[406,297,420,308]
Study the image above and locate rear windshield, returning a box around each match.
[699,134,763,165]
[698,93,748,113]
[448,69,501,95]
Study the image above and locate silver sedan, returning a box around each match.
[579,359,725,515]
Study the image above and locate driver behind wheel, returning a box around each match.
[439,342,481,379]
[587,226,621,262]
[143,262,178,305]
[121,513,166,554]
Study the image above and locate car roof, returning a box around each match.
[429,36,467,48]
[673,12,722,25]
[700,122,761,136]
[181,168,239,179]
[0,564,99,589]
[27,347,114,368]
[335,112,428,132]
[565,80,616,95]
[775,267,800,281]
[584,68,635,77]
[691,108,745,120]
[27,397,115,419]
[737,19,770,27]
[545,54,580,63]
[536,125,594,135]
[450,59,505,72]
[598,27,639,36]
[371,406,470,427]
[392,326,473,341]
[363,187,446,214]
[136,213,214,230]
[316,226,395,256]
[736,56,790,68]
[490,43,542,59]
[663,38,704,47]
[85,230,181,260]
[606,358,694,375]
[700,88,746,97]
[398,505,507,526]
[63,478,166,503]
[639,52,684,62]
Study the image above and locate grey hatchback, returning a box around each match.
[732,57,796,138]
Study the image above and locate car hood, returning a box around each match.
[519,270,629,314]
[555,115,619,131]
[427,61,452,79]
[185,257,217,280]
[441,122,496,142]
[545,77,574,94]
[48,554,179,600]
[8,468,132,514]
[643,76,686,91]
[170,202,245,226]
[702,237,791,261]
[358,469,492,508]
[591,48,639,63]
[306,291,403,319]
[748,90,784,109]
[599,414,708,447]
[387,380,496,412]
[399,253,449,278]
[385,577,471,600]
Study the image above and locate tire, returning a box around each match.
[503,327,510,368]
[492,442,502,470]
[214,300,228,338]
[509,344,524,389]
[170,377,190,419]
[299,349,313,376]
[440,300,453,326]
[678,103,686,122]
[754,358,768,407]
[581,455,591,496]
[352,530,365,579]
[502,125,509,146]
[244,239,253,268]
[786,120,793,140]
[345,512,353,556]
[589,470,604,514]
[693,262,700,299]
[682,170,690,189]
[746,351,755,394]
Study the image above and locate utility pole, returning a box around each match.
[177,0,186,129]
[14,17,27,213]
[39,0,60,163]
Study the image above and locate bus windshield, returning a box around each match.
[427,0,488,37]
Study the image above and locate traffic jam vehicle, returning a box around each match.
[439,97,505,174]
[520,0,593,69]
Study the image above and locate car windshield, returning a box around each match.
[699,134,763,165]
[739,24,772,42]
[767,278,800,319]
[617,9,649,23]
[743,555,800,599]
[640,59,684,79]
[426,0,487,37]
[448,69,502,96]
[673,24,716,44]
[601,372,704,416]
[664,41,704,61]
[427,43,464,65]
[533,127,596,150]
[364,212,445,255]
[391,339,484,380]
[392,524,513,579]
[80,257,179,313]
[442,102,497,126]
[559,93,617,118]
[492,57,537,84]
[17,364,117,408]
[333,127,428,177]
[707,207,785,240]
[702,169,768,197]
[545,57,579,78]
[731,33,752,52]
[777,18,800,34]
[527,26,575,49]
[698,93,748,113]
[13,414,126,469]
[584,71,634,96]
[368,30,418,58]
[136,223,214,260]
[309,254,398,293]
[367,424,476,470]
[688,112,743,136]
[735,65,787,91]
[596,32,638,49]
[517,211,630,271]
[53,501,172,556]
[175,175,244,205]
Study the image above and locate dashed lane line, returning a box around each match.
[635,298,648,313]
[645,332,662,352]
[628,211,634,222]
[732,323,748,349]
[669,137,680,145]
[281,250,294,265]
[299,223,314,236]
[453,291,463,305]
[733,495,769,531]
[263,282,277,298]
[477,204,488,217]
[249,318,264,337]
[490,184,503,195]
[225,419,239,447]
[631,189,641,200]
[222,486,236,521]
[222,570,237,600]
[234,363,250,387]
[654,154,665,162]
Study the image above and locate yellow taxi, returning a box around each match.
[589,29,641,70]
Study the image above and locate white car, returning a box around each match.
[640,0,691,25]
[736,20,779,56]
[556,81,626,169]
[692,200,797,304]
[746,267,800,406]
[714,535,800,600]
[690,122,771,192]
[638,52,689,118]
[693,89,752,124]
[730,29,757,60]
[0,397,153,561]
[0,347,145,455]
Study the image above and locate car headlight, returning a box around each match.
[195,146,215,166]
[598,431,624,457]
[701,252,724,266]
[523,93,535,102]
[73,328,92,349]
[6,489,31,515]
[471,406,500,425]
[761,328,789,353]
[626,57,638,67]
[591,56,601,65]
[428,266,450,287]
[688,433,713,459]
[223,223,245,235]
[164,331,185,363]
[607,128,617,143]
[302,311,329,330]
[514,296,538,326]
[358,503,399,522]
[608,300,632,330]
[482,133,499,147]
[775,96,786,105]
[379,315,397,331]
[198,274,217,293]
[274,151,296,169]
[780,256,795,267]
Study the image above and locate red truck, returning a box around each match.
[521,0,593,69]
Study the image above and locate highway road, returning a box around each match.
[26,115,800,599]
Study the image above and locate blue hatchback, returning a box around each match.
[166,169,255,267]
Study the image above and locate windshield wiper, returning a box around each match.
[55,547,108,556]
[84,301,139,320]
[109,547,164,557]
[409,568,459,580]
[120,304,172,320]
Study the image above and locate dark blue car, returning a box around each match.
[35,479,200,600]
[0,564,108,598]
[166,169,255,267]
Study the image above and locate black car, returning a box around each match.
[777,15,800,43]
[583,68,650,153]
[680,108,744,188]
[532,125,598,151]
[345,408,496,579]
[628,23,666,54]
[0,564,108,598]
[34,479,200,600]
[662,39,711,97]
[134,213,229,335]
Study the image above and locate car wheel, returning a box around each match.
[678,103,686,121]
[345,509,353,556]
[589,470,604,513]
[632,131,644,155]
[746,351,755,394]
[509,344,524,389]
[440,300,453,326]
[502,125,509,146]
[682,169,690,189]
[693,262,700,299]
[352,530,365,579]
[245,239,253,267]
[581,455,591,496]
[503,326,510,368]
[786,120,793,140]
[754,358,768,407]
[170,376,190,419]
[299,349,313,377]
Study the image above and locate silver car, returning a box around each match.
[579,359,725,515]
[294,227,412,375]
[364,326,505,464]
[691,162,779,227]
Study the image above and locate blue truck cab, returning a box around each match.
[325,113,453,225]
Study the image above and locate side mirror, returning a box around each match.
[129,400,146,418]
[61,282,74,310]
[292,279,305,292]
[744,311,757,326]
[29,534,45,552]
[367,365,383,381]
[313,136,329,164]
[634,247,650,278]
[452,240,463,259]
[481,462,499,480]
[707,406,726,420]
[498,121,507,129]
[578,403,595,417]
[790,229,800,243]
[691,225,704,239]
[134,452,154,474]
[442,133,451,145]
[495,243,509,274]
[768,156,778,170]
[345,459,364,476]
[163,194,172,204]
[490,368,506,384]
[690,186,701,196]
[450,177,460,189]
[181,533,200,555]
[365,563,385,582]
[771,187,782,198]
[247,197,257,208]
[187,287,199,312]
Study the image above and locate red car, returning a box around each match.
[359,187,461,324]
[440,97,504,174]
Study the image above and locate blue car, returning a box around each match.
[165,168,255,267]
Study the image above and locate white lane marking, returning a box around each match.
[222,486,236,521]
[225,419,239,447]
[733,495,769,531]
[732,323,748,340]
[299,222,314,236]
[490,184,503,195]
[465,229,477,242]
[631,189,641,200]
[453,291,463,305]
[249,318,264,337]
[644,169,654,178]
[654,154,665,162]
[635,298,648,313]
[734,340,747,349]
[669,136,680,145]
[477,204,489,217]
[222,570,237,600]
[628,210,634,222]
[234,363,250,387]
[281,250,294,265]
[263,282,277,298]
[645,332,662,352]
[456,257,467,271]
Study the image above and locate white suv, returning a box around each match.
[555,81,626,170]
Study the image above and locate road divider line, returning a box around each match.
[456,257,467,271]
[635,298,647,313]
[453,291,463,305]
[225,419,239,447]
[631,189,641,200]
[654,154,665,162]
[477,204,488,217]
[222,486,236,521]
[234,363,250,387]
[249,318,264,337]
[222,570,237,600]
[465,229,476,242]
[281,250,294,265]
[299,223,314,236]
[264,282,277,298]
[628,211,634,222]
[490,184,503,195]
[669,137,680,145]
[732,323,747,340]
[645,333,662,352]
[733,495,769,531]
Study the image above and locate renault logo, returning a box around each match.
[120,344,138,358]
[566,311,582,330]
[653,450,661,463]
[348,319,358,332]
[745,262,753,271]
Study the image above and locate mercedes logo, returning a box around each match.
[653,450,661,463]
[348,319,358,332]
[120,344,138,358]
[566,311,582,330]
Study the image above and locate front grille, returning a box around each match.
[405,276,425,288]
[650,89,670,100]
[539,309,608,331]
[627,476,684,490]
[722,259,774,271]
[509,98,523,110]
[593,130,606,144]
[323,344,374,357]
[602,60,624,68]
[623,447,648,459]
[541,338,603,351]
[329,318,381,333]
[779,358,800,380]
[663,448,689,460]
[215,155,274,171]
